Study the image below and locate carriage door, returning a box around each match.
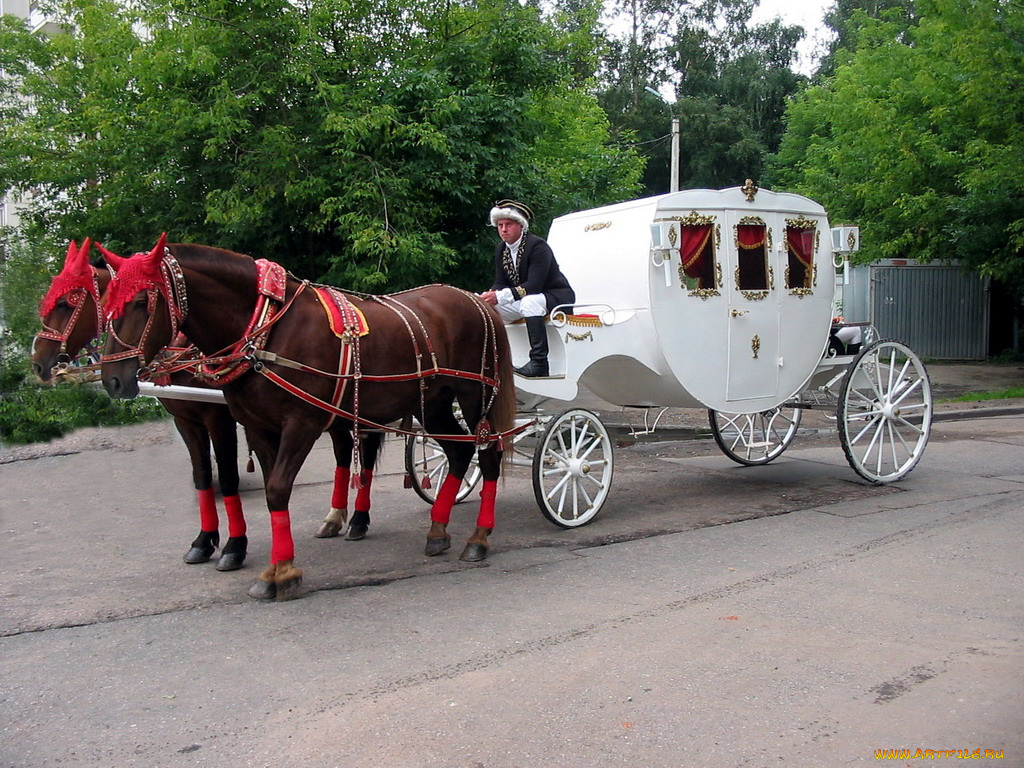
[724,213,780,402]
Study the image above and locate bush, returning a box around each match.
[0,354,168,445]
[0,240,169,446]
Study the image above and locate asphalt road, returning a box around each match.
[1,400,1022,767]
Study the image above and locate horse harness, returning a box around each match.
[37,265,111,377]
[118,249,512,447]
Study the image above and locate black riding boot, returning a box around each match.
[515,316,549,378]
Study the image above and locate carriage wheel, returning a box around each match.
[837,339,933,484]
[708,406,802,466]
[532,408,614,528]
[404,434,482,505]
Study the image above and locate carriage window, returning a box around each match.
[785,221,816,293]
[735,221,769,293]
[678,223,717,291]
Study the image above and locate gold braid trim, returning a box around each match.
[565,314,603,327]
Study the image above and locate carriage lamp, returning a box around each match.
[650,222,678,287]
[831,226,860,285]
[831,226,860,253]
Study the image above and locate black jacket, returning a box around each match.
[491,233,575,312]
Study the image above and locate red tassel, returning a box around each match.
[246,455,255,473]
[404,474,413,489]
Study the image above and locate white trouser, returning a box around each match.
[835,326,862,345]
[493,289,547,321]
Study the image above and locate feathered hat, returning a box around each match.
[489,199,533,231]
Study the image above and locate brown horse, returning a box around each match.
[33,240,385,573]
[98,236,516,600]
[32,240,251,570]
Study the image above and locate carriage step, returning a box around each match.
[515,373,566,380]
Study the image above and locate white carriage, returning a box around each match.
[407,185,934,526]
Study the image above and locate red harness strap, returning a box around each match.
[253,362,527,445]
[194,259,290,385]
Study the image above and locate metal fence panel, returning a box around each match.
[871,266,989,360]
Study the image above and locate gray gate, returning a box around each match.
[871,265,989,360]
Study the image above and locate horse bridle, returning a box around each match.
[101,250,189,368]
[36,268,108,375]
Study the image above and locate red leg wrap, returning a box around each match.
[477,480,497,529]
[197,487,218,532]
[355,469,373,511]
[270,510,294,564]
[429,474,463,525]
[224,495,246,538]
[331,466,351,509]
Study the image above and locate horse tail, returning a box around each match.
[487,311,518,457]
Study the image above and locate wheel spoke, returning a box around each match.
[839,340,932,482]
[533,409,613,528]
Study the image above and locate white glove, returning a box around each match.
[496,288,514,305]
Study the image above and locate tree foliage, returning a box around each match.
[768,0,1024,295]
[0,0,642,294]
[599,0,807,194]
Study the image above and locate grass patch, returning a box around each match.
[951,386,1024,402]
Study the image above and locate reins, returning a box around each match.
[107,250,524,446]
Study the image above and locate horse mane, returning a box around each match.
[170,243,254,266]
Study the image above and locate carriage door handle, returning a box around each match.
[731,309,748,317]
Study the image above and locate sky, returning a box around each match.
[751,0,835,75]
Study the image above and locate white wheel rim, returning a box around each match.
[711,407,801,465]
[535,410,613,526]
[840,341,932,483]
[409,436,481,503]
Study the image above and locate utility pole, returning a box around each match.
[670,117,680,192]
[644,86,680,193]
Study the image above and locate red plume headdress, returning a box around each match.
[39,239,95,317]
[99,233,170,322]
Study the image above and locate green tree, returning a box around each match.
[599,0,807,194]
[768,0,1024,296]
[0,0,642,297]
[817,0,916,78]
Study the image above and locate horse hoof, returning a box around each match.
[424,536,451,557]
[216,551,245,571]
[274,563,304,601]
[459,542,488,562]
[183,545,215,564]
[216,535,247,571]
[248,579,276,600]
[315,521,341,538]
[345,523,368,541]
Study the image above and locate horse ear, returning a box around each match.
[148,232,168,259]
[68,238,93,275]
[63,240,78,269]
[95,242,129,271]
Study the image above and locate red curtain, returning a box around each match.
[679,225,712,279]
[786,227,814,267]
[737,224,766,249]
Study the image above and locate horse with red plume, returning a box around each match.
[98,235,516,600]
[33,239,251,570]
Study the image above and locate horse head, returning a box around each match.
[99,233,179,399]
[32,238,109,382]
